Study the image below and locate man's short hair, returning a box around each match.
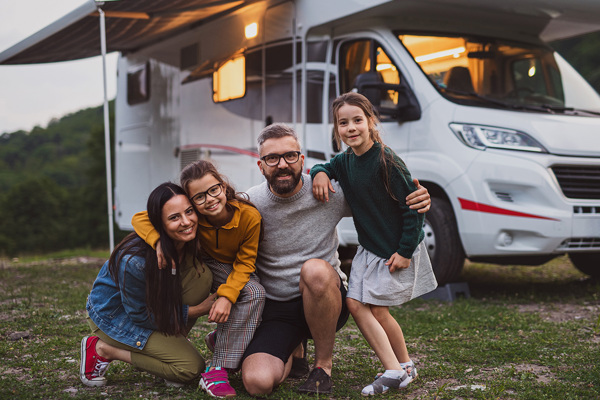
[257,123,301,154]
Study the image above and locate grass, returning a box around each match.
[0,255,598,399]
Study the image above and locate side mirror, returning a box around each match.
[354,78,421,123]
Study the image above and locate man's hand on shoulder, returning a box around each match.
[406,179,431,213]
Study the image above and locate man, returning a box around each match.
[241,123,430,396]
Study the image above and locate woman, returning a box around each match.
[80,182,215,387]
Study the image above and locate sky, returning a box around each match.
[0,0,118,134]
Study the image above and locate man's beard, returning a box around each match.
[265,167,302,195]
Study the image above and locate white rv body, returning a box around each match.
[111,0,600,282]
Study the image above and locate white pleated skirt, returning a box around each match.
[346,240,438,306]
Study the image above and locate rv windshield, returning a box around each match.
[398,34,600,114]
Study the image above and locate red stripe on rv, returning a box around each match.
[458,198,559,221]
[180,144,259,158]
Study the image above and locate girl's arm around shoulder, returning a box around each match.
[131,211,160,249]
[132,211,169,268]
[309,154,343,181]
[310,157,344,203]
[312,171,335,203]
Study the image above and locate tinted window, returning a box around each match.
[127,62,150,105]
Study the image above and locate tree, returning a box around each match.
[0,102,125,256]
[0,177,69,256]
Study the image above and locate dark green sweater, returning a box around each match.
[310,143,424,259]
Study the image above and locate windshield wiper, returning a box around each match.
[441,87,508,106]
[440,87,534,110]
[441,87,600,116]
[538,105,600,116]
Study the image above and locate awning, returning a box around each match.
[0,0,249,65]
[2,0,599,66]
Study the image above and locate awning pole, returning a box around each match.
[99,8,115,252]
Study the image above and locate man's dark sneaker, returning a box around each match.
[297,367,333,394]
[289,338,309,379]
[289,356,310,379]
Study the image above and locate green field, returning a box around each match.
[0,254,598,399]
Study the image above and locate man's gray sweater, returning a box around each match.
[247,174,351,301]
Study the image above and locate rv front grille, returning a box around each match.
[573,206,600,214]
[557,237,600,250]
[551,165,600,199]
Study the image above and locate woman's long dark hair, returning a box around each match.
[108,182,200,335]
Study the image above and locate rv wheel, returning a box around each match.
[568,252,600,278]
[424,197,465,285]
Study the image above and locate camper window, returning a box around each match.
[307,41,328,62]
[306,40,332,123]
[213,57,246,102]
[127,62,150,105]
[264,42,297,123]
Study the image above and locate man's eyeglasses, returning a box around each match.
[260,151,301,167]
[190,183,223,205]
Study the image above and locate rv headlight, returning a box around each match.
[449,123,547,153]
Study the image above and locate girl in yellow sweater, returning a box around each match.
[132,160,265,398]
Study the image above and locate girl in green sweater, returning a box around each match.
[311,92,437,396]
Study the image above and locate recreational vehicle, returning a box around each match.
[2,0,600,283]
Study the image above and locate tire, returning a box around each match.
[424,197,465,285]
[568,252,600,278]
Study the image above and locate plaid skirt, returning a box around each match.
[204,258,265,369]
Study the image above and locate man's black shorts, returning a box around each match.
[242,275,349,363]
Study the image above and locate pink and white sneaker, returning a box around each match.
[200,367,236,398]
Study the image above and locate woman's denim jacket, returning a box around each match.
[86,254,190,350]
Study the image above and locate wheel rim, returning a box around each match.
[423,218,436,260]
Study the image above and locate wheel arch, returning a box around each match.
[418,181,467,284]
[419,180,467,253]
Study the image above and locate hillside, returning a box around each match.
[0,103,122,256]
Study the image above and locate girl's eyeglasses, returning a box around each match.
[190,183,223,205]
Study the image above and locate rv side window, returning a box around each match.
[307,41,328,62]
[215,49,262,120]
[306,40,331,123]
[127,62,150,105]
[213,56,246,102]
[265,42,298,123]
